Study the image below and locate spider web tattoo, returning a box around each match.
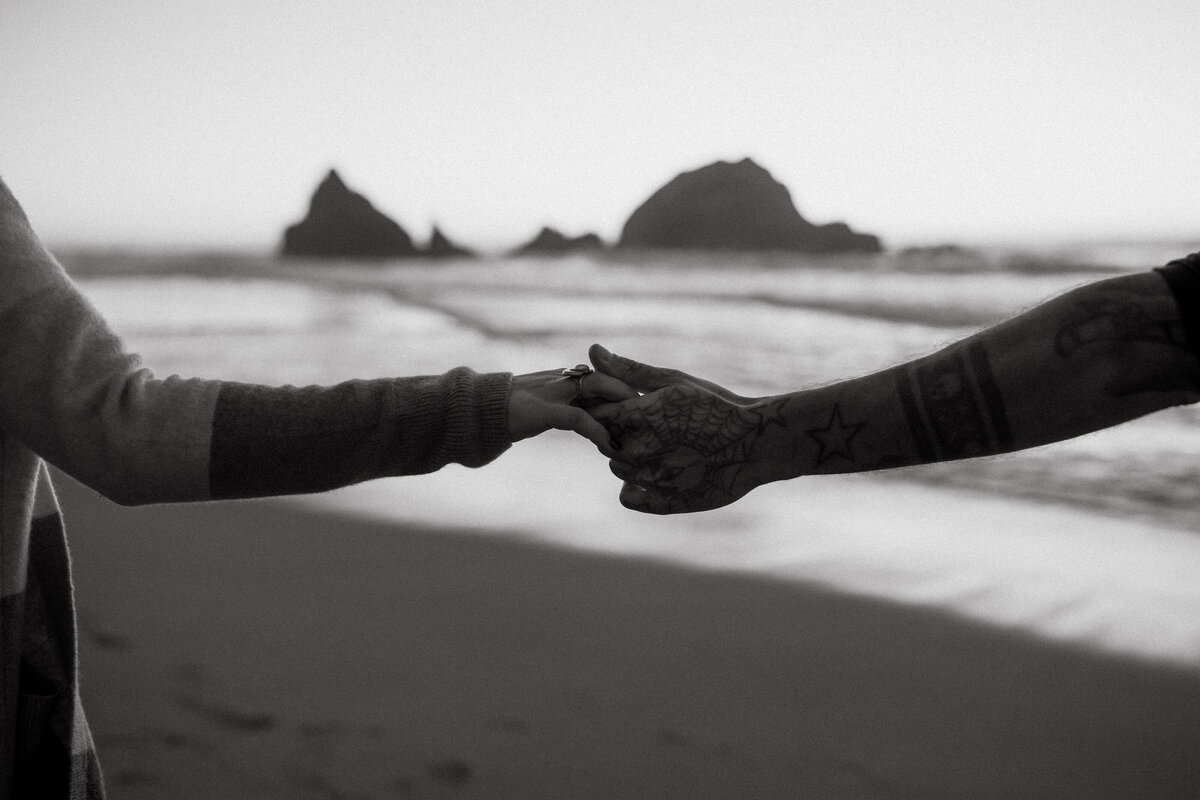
[605,385,786,513]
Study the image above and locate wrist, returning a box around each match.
[749,379,901,481]
[742,393,811,485]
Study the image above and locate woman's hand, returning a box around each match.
[507,365,639,456]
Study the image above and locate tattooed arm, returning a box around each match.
[589,261,1200,514]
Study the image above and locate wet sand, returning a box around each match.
[58,472,1200,799]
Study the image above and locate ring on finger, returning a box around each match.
[561,363,593,381]
[561,363,593,399]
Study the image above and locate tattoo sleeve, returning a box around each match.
[895,341,1013,463]
[602,267,1200,512]
[895,272,1200,465]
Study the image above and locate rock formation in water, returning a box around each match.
[425,226,474,258]
[618,158,881,253]
[513,226,605,255]
[282,170,419,257]
[898,243,971,258]
[897,243,987,271]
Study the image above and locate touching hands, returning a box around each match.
[586,344,782,514]
[507,366,639,457]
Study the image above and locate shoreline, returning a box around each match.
[68,256,1200,562]
[59,472,1200,799]
[296,435,1200,666]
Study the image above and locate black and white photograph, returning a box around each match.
[3,1,1200,797]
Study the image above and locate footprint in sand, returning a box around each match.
[89,630,133,651]
[78,616,133,652]
[428,759,473,786]
[173,693,275,733]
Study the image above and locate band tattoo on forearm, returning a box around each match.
[895,341,1013,462]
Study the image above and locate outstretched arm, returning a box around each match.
[0,175,630,505]
[590,259,1200,514]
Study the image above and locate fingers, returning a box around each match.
[508,367,641,453]
[618,482,673,515]
[590,343,751,403]
[512,367,638,410]
[542,402,617,458]
[586,401,623,425]
[587,401,644,440]
[588,401,652,455]
[578,371,639,404]
[608,459,639,483]
[608,463,669,509]
[589,343,686,393]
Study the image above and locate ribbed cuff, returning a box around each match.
[469,371,514,467]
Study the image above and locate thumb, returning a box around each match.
[589,343,684,393]
[618,482,674,515]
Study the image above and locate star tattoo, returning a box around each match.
[805,403,866,466]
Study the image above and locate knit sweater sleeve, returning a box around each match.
[208,371,513,499]
[0,233,513,505]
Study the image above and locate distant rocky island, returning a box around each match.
[283,170,417,257]
[512,226,605,256]
[281,159,881,258]
[426,225,474,259]
[282,170,472,258]
[619,158,880,253]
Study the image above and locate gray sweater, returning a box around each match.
[0,226,513,797]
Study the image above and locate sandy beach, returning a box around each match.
[53,470,1200,800]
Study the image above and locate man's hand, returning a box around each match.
[507,366,639,457]
[587,344,777,514]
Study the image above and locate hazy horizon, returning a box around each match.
[4,0,1199,251]
[34,164,1200,256]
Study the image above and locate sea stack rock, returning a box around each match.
[619,158,881,253]
[513,226,605,255]
[425,226,474,258]
[282,170,419,257]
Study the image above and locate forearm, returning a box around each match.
[757,270,1200,482]
[1,232,512,504]
[2,280,514,504]
[208,370,512,500]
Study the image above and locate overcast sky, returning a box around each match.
[2,0,1198,251]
